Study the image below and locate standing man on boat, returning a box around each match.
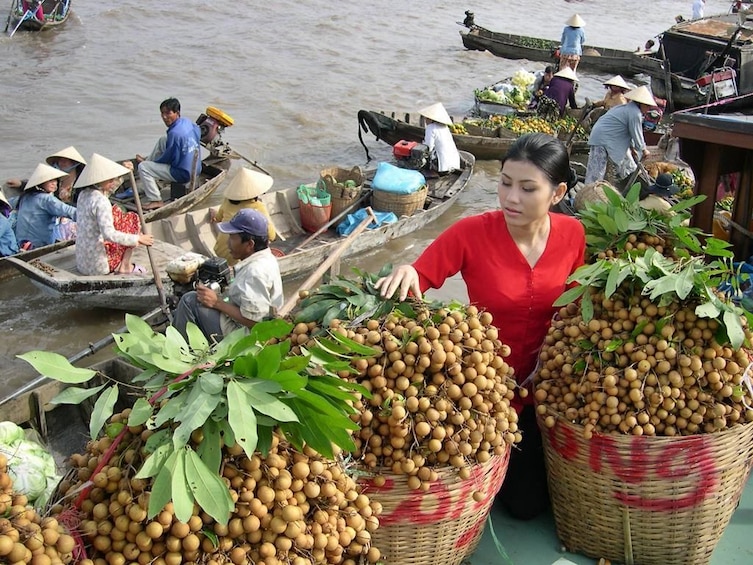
[584,86,658,186]
[172,209,284,342]
[692,0,705,19]
[560,14,586,71]
[136,98,201,211]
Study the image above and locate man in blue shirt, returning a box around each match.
[137,98,201,210]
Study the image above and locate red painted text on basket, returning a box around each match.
[547,420,719,511]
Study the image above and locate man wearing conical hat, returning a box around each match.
[46,146,87,204]
[419,102,460,175]
[73,153,154,275]
[560,14,586,71]
[540,67,579,117]
[211,168,276,266]
[14,163,76,249]
[585,86,658,186]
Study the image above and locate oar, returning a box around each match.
[8,8,31,37]
[294,189,372,251]
[228,148,271,176]
[128,171,171,321]
[278,208,377,318]
[0,307,164,408]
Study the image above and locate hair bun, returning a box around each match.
[567,166,579,190]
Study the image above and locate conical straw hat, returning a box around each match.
[73,153,131,188]
[0,190,10,207]
[45,146,87,166]
[554,66,578,81]
[625,85,658,106]
[566,14,585,27]
[419,102,453,126]
[223,168,274,200]
[25,163,68,190]
[604,75,630,90]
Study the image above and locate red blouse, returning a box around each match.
[413,211,585,404]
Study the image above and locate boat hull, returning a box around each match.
[7,0,71,32]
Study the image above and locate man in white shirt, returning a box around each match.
[172,209,284,341]
[692,0,705,19]
[419,102,461,175]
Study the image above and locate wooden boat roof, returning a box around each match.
[669,16,753,45]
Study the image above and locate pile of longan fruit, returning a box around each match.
[52,411,382,565]
[534,287,753,437]
[0,453,77,565]
[290,305,520,490]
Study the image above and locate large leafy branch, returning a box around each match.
[19,317,374,525]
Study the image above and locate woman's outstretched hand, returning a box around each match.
[375,264,422,301]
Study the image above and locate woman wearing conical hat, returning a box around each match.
[14,163,77,250]
[211,168,276,266]
[0,191,18,257]
[560,14,586,71]
[540,67,579,117]
[593,75,631,111]
[585,86,658,185]
[418,102,460,175]
[73,153,154,275]
[45,146,87,204]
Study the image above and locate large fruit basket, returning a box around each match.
[538,409,753,565]
[372,186,427,217]
[358,450,510,565]
[319,165,364,217]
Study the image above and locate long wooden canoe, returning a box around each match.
[459,25,643,77]
[358,110,589,162]
[5,0,71,33]
[0,161,227,282]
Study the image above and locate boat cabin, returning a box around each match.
[673,111,753,260]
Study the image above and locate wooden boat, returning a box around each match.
[149,151,476,281]
[4,153,475,307]
[634,13,753,111]
[5,0,71,33]
[0,159,227,283]
[358,110,589,162]
[459,23,644,77]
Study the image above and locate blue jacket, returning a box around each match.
[15,191,77,248]
[155,117,201,183]
[0,215,18,256]
[561,26,585,56]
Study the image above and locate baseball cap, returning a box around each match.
[215,209,269,236]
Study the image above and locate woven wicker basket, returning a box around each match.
[319,166,365,217]
[538,411,753,565]
[358,450,510,565]
[372,186,428,217]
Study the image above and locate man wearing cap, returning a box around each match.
[585,86,658,186]
[639,173,680,213]
[540,67,579,117]
[560,14,586,71]
[211,168,276,266]
[419,102,460,175]
[136,98,201,210]
[172,208,284,342]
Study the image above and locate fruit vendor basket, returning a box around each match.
[537,409,753,565]
[358,449,510,565]
[372,185,427,217]
[319,166,365,217]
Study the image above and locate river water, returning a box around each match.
[0,0,720,392]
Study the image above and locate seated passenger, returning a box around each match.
[540,67,578,117]
[419,102,461,175]
[0,192,18,257]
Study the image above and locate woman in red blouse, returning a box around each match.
[377,133,586,519]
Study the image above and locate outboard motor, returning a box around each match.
[392,140,429,170]
[196,107,235,160]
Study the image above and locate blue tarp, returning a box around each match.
[336,207,398,236]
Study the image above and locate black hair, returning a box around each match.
[228,198,259,206]
[544,65,553,74]
[239,232,269,251]
[160,98,181,114]
[501,132,578,190]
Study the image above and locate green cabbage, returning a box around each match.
[0,427,61,508]
[0,421,25,444]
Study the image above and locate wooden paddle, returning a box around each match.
[8,8,31,37]
[128,171,171,320]
[228,148,272,176]
[278,207,377,318]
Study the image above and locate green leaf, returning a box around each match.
[596,213,619,235]
[144,428,171,454]
[552,285,587,307]
[154,390,187,428]
[89,385,119,440]
[136,442,174,479]
[227,381,259,458]
[723,309,745,349]
[147,450,177,518]
[163,326,194,362]
[197,419,222,473]
[581,291,593,322]
[186,322,210,352]
[233,355,258,378]
[328,332,381,356]
[256,425,274,456]
[17,351,97,384]
[307,377,363,403]
[145,352,197,375]
[171,449,194,523]
[173,382,221,449]
[695,301,720,319]
[255,344,283,380]
[50,384,105,405]
[260,369,307,390]
[604,339,622,353]
[248,319,294,343]
[125,313,157,340]
[198,372,225,395]
[128,398,154,426]
[237,381,298,422]
[184,449,233,525]
[674,266,696,300]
